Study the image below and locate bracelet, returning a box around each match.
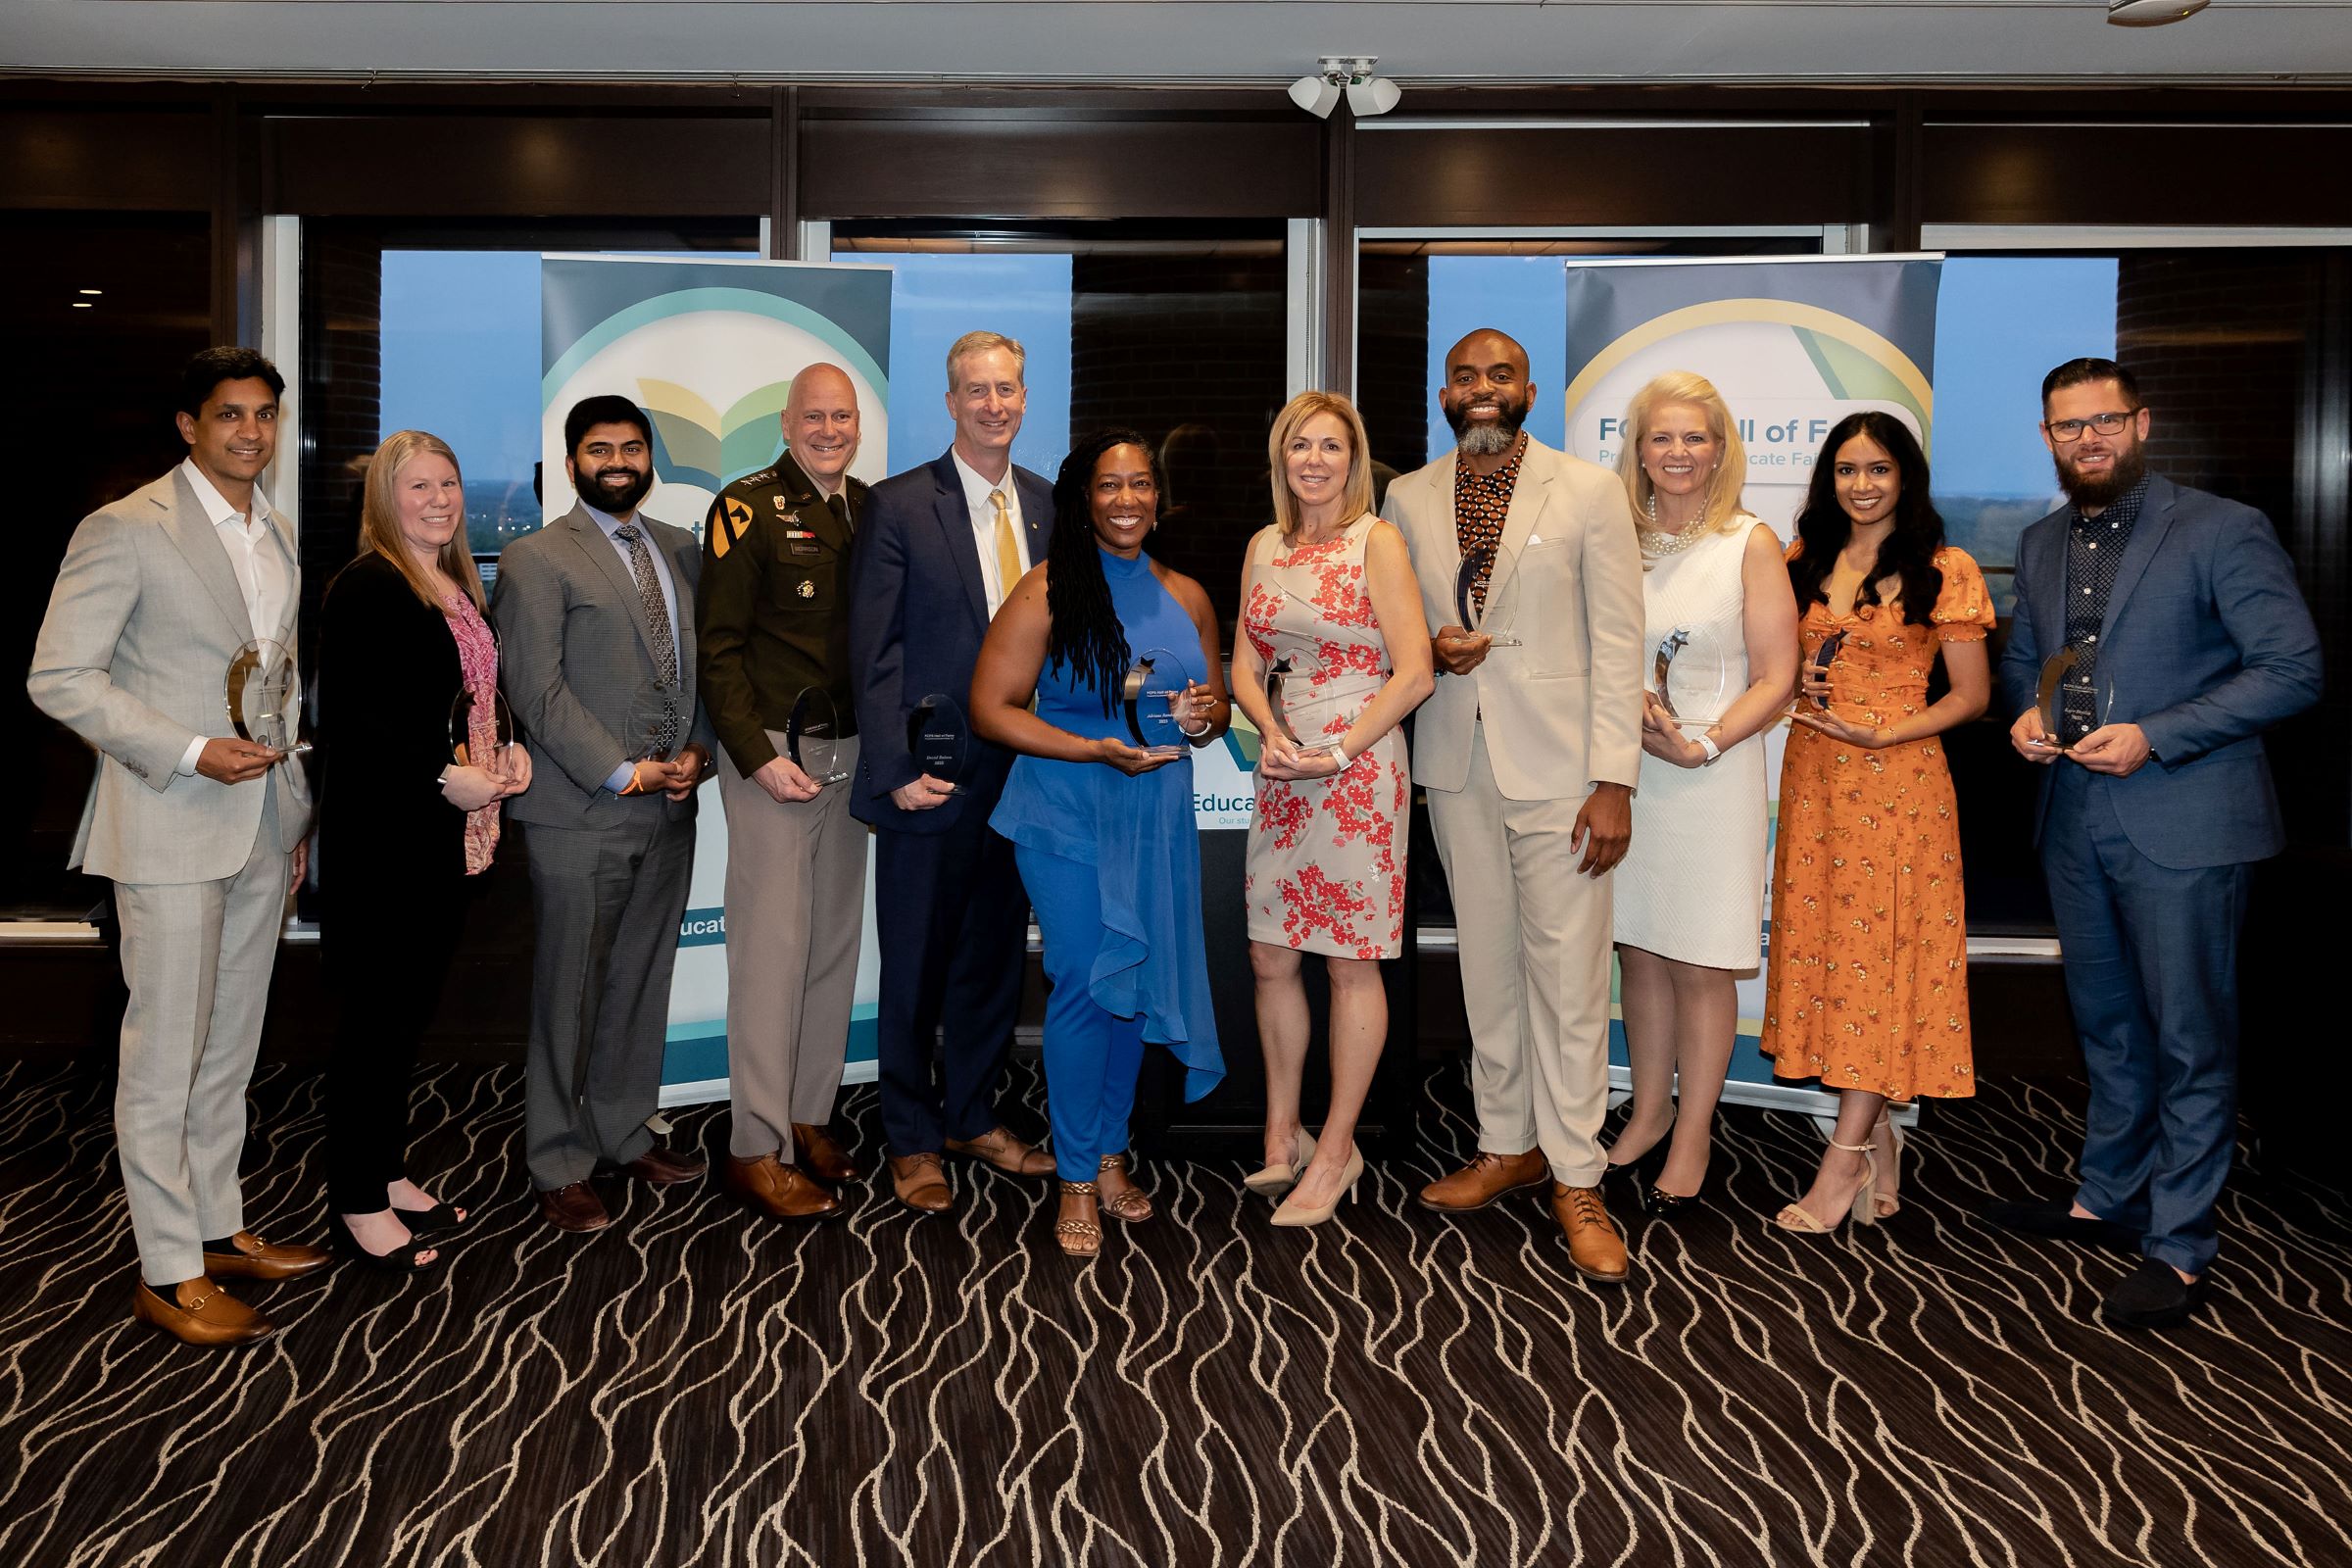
[1696,734,1721,764]
[1327,741,1351,769]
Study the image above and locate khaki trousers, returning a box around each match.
[718,731,868,1158]
[1425,724,1615,1188]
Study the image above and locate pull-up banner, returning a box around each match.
[1559,255,1943,1111]
[540,254,894,1104]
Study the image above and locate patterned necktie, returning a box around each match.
[990,489,1022,603]
[612,522,678,685]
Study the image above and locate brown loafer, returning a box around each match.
[943,1126,1054,1179]
[537,1180,612,1233]
[1417,1149,1549,1212]
[132,1276,274,1348]
[200,1230,331,1282]
[726,1154,847,1222]
[888,1152,955,1214]
[1550,1182,1630,1285]
[792,1121,861,1183]
[618,1146,707,1186]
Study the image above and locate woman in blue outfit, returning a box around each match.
[972,428,1231,1257]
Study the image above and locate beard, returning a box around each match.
[575,462,654,515]
[1444,393,1527,458]
[2052,442,2147,512]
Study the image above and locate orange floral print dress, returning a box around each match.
[1761,544,1992,1101]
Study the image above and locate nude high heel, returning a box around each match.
[1870,1111,1902,1219]
[1772,1139,1879,1235]
[1270,1143,1362,1228]
[1243,1129,1317,1199]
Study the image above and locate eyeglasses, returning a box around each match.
[2044,411,2137,443]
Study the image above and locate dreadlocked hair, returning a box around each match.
[1789,411,1947,629]
[1046,428,1162,715]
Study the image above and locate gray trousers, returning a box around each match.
[717,732,867,1158]
[520,811,694,1189]
[113,790,290,1285]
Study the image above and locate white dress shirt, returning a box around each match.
[952,448,1031,617]
[176,458,291,776]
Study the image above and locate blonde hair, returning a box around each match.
[1266,391,1376,542]
[1616,371,1750,537]
[945,330,1027,392]
[358,429,486,612]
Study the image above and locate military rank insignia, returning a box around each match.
[797,579,816,599]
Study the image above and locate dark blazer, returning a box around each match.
[1999,472,2323,869]
[492,502,715,832]
[846,450,1052,833]
[315,550,474,885]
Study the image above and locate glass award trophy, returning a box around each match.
[224,639,311,757]
[1807,629,1848,712]
[1453,545,1524,647]
[2036,648,2117,753]
[1651,625,1728,728]
[1261,656,1346,770]
[787,687,852,787]
[906,691,971,794]
[448,686,514,769]
[1121,647,1190,759]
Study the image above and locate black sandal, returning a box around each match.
[390,1200,469,1234]
[333,1220,442,1273]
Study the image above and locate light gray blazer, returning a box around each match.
[1383,438,1647,802]
[28,467,311,884]
[492,501,715,832]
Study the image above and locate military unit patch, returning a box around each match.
[712,496,756,560]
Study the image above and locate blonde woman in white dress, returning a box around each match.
[1603,372,1798,1213]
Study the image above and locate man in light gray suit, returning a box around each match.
[494,394,715,1234]
[29,348,327,1348]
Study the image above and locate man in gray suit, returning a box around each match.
[494,395,716,1234]
[29,348,326,1347]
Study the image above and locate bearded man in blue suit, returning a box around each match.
[1990,357,2322,1331]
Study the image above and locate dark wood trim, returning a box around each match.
[1321,109,1357,394]
[1873,93,1925,253]
[1923,123,2352,227]
[770,85,800,259]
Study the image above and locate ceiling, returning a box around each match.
[6,0,2352,89]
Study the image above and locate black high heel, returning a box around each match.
[333,1218,441,1274]
[390,1200,469,1235]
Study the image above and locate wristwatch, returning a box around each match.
[1696,734,1721,764]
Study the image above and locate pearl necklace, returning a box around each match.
[1638,494,1707,563]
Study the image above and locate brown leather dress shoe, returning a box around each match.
[943,1126,1054,1178]
[537,1180,612,1233]
[792,1122,861,1183]
[201,1230,330,1282]
[132,1277,274,1347]
[889,1152,955,1214]
[1550,1182,1630,1285]
[726,1154,847,1222]
[618,1146,707,1186]
[1417,1149,1549,1212]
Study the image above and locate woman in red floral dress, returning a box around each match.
[1230,392,1435,1226]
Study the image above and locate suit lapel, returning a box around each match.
[1488,444,1548,605]
[1016,467,1050,566]
[929,454,990,631]
[159,471,258,642]
[2096,477,2175,645]
[262,512,300,644]
[663,525,699,682]
[566,505,663,671]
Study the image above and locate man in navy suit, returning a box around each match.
[1992,357,2322,1330]
[847,330,1055,1213]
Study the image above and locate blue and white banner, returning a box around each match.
[1559,255,1943,1109]
[541,254,893,1102]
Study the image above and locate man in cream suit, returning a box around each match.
[29,348,326,1347]
[1381,328,1646,1284]
[493,394,716,1235]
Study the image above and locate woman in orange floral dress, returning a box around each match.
[1763,411,1992,1234]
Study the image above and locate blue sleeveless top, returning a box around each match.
[990,548,1224,1102]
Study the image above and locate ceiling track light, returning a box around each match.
[1288,56,1400,120]
[2106,0,2209,24]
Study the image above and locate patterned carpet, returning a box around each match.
[1,1050,2348,1568]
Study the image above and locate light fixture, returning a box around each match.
[1289,57,1400,120]
[2106,0,2208,24]
[77,287,102,296]
[72,301,93,309]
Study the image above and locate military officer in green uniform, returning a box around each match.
[697,363,871,1223]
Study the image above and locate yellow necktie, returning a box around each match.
[990,488,1022,601]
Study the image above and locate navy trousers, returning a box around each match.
[2042,765,2250,1276]
[871,814,1027,1156]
